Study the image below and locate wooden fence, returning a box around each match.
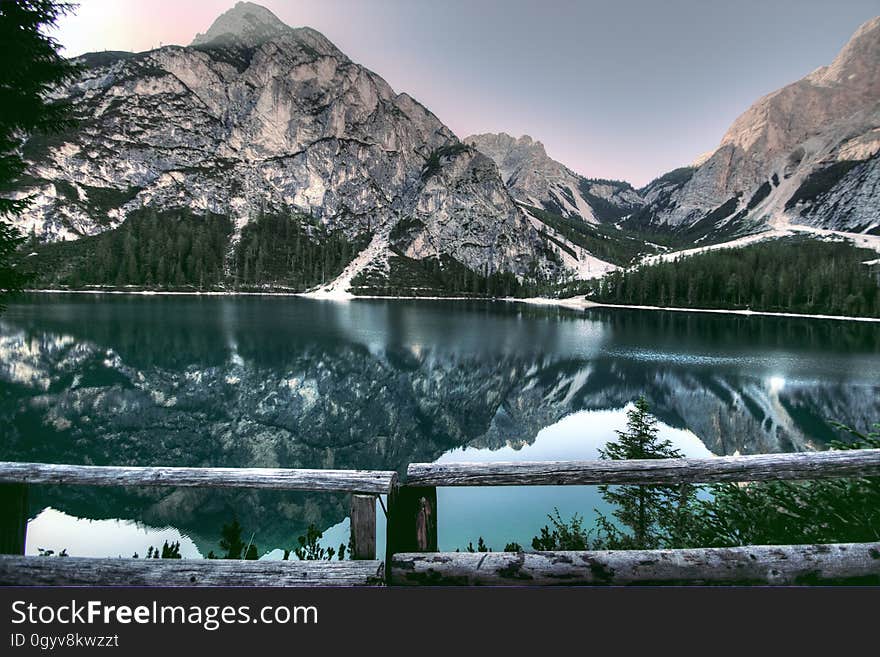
[0,463,393,586]
[2,448,880,586]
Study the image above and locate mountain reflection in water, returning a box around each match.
[2,294,878,555]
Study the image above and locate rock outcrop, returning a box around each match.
[465,132,642,225]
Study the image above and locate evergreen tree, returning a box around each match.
[216,517,258,560]
[0,1,80,306]
[0,221,25,309]
[139,541,181,559]
[160,540,182,559]
[593,397,697,549]
[531,509,592,550]
[218,518,245,559]
[284,524,346,561]
[680,423,880,547]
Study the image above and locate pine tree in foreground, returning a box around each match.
[0,1,81,307]
[593,396,697,550]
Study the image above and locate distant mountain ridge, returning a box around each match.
[464,132,647,276]
[464,132,642,225]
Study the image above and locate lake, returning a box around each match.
[2,294,879,558]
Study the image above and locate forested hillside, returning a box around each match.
[522,204,652,266]
[582,238,880,317]
[14,210,548,296]
[17,209,232,288]
[15,210,367,292]
[350,251,533,297]
[233,213,367,290]
[15,210,880,315]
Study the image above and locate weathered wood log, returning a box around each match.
[350,494,376,560]
[386,485,437,572]
[0,483,28,555]
[390,542,880,586]
[0,462,397,494]
[0,556,385,587]
[405,449,880,487]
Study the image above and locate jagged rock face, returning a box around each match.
[635,16,880,235]
[793,154,880,230]
[636,167,696,211]
[13,3,554,281]
[401,146,546,272]
[465,132,643,224]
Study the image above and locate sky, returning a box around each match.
[51,0,880,187]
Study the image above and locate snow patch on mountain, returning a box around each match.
[524,214,616,279]
[642,224,880,266]
[305,224,392,298]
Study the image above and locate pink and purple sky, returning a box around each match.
[52,0,879,187]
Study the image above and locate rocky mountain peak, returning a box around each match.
[190,2,291,48]
[467,132,547,167]
[720,14,880,155]
[517,134,545,151]
[466,132,643,231]
[631,14,880,237]
[510,133,544,151]
[15,3,560,293]
[814,15,880,86]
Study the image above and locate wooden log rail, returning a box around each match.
[404,449,880,487]
[0,462,397,574]
[0,556,384,587]
[0,461,397,494]
[3,449,880,586]
[390,543,880,586]
[382,449,880,584]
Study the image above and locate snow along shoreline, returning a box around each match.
[511,296,880,323]
[20,288,880,323]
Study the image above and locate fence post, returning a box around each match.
[386,485,437,575]
[0,483,28,555]
[349,494,376,560]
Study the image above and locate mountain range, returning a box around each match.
[9,2,880,295]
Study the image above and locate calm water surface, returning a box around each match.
[2,294,879,557]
